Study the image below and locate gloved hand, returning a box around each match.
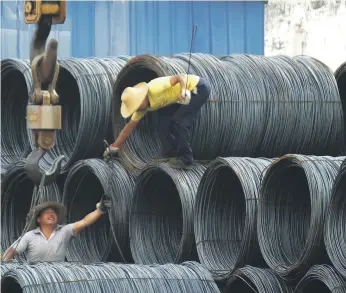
[178,88,191,105]
[103,145,120,162]
[96,198,111,214]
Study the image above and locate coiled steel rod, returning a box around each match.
[324,158,346,278]
[257,155,345,282]
[194,157,273,281]
[335,61,346,144]
[1,161,61,258]
[63,158,135,263]
[225,266,293,293]
[295,265,346,293]
[130,163,206,264]
[1,59,32,172]
[27,57,130,173]
[1,261,220,293]
[112,53,343,170]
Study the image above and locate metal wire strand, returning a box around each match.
[257,155,345,283]
[0,261,220,293]
[27,57,130,173]
[335,61,346,146]
[112,53,344,170]
[295,265,346,293]
[225,266,294,293]
[63,158,135,263]
[194,157,273,281]
[324,158,346,279]
[1,160,61,259]
[1,59,32,173]
[129,163,206,264]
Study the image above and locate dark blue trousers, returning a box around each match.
[157,78,211,164]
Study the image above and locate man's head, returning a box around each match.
[36,207,58,226]
[26,201,66,231]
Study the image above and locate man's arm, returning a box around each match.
[2,248,16,261]
[72,201,108,235]
[170,74,187,90]
[2,234,29,261]
[111,119,139,148]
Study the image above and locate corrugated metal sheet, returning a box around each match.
[1,1,265,59]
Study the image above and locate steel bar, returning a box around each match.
[112,53,344,170]
[194,157,273,281]
[63,158,135,263]
[257,155,345,282]
[130,163,206,264]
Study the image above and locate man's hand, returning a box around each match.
[96,199,111,214]
[178,88,191,105]
[103,145,120,161]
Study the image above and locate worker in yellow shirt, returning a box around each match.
[104,74,211,169]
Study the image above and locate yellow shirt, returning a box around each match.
[131,74,200,121]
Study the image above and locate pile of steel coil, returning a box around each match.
[1,261,220,293]
[63,158,135,263]
[113,53,344,170]
[1,59,32,172]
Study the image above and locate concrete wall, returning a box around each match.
[265,0,346,71]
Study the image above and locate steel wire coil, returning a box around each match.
[63,158,135,263]
[224,266,293,293]
[1,161,61,258]
[257,155,345,282]
[295,265,346,293]
[1,261,220,293]
[324,158,346,278]
[130,163,206,264]
[1,59,32,172]
[112,53,343,170]
[335,61,346,143]
[194,157,273,281]
[28,57,130,173]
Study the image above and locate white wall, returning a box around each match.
[265,0,346,71]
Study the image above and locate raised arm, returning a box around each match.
[72,200,109,235]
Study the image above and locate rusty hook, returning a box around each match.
[24,148,65,186]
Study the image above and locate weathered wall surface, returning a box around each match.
[265,0,346,71]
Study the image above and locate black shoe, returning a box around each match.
[168,158,193,170]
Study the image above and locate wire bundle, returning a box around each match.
[295,265,346,293]
[27,57,130,173]
[1,161,61,257]
[225,266,293,293]
[130,163,206,264]
[1,261,220,293]
[1,59,32,173]
[257,155,345,282]
[63,158,135,263]
[112,53,344,170]
[324,158,346,278]
[335,61,346,144]
[194,157,273,281]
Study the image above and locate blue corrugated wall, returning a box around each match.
[1,1,265,59]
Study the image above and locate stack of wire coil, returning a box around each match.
[225,266,294,293]
[63,158,135,263]
[324,158,346,278]
[257,155,345,282]
[194,157,273,281]
[112,53,344,170]
[1,261,220,293]
[295,265,346,293]
[27,57,130,174]
[1,59,32,173]
[1,161,61,259]
[335,61,346,143]
[129,163,206,264]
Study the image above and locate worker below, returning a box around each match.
[2,200,109,262]
[104,74,211,169]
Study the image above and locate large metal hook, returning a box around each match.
[24,148,65,186]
